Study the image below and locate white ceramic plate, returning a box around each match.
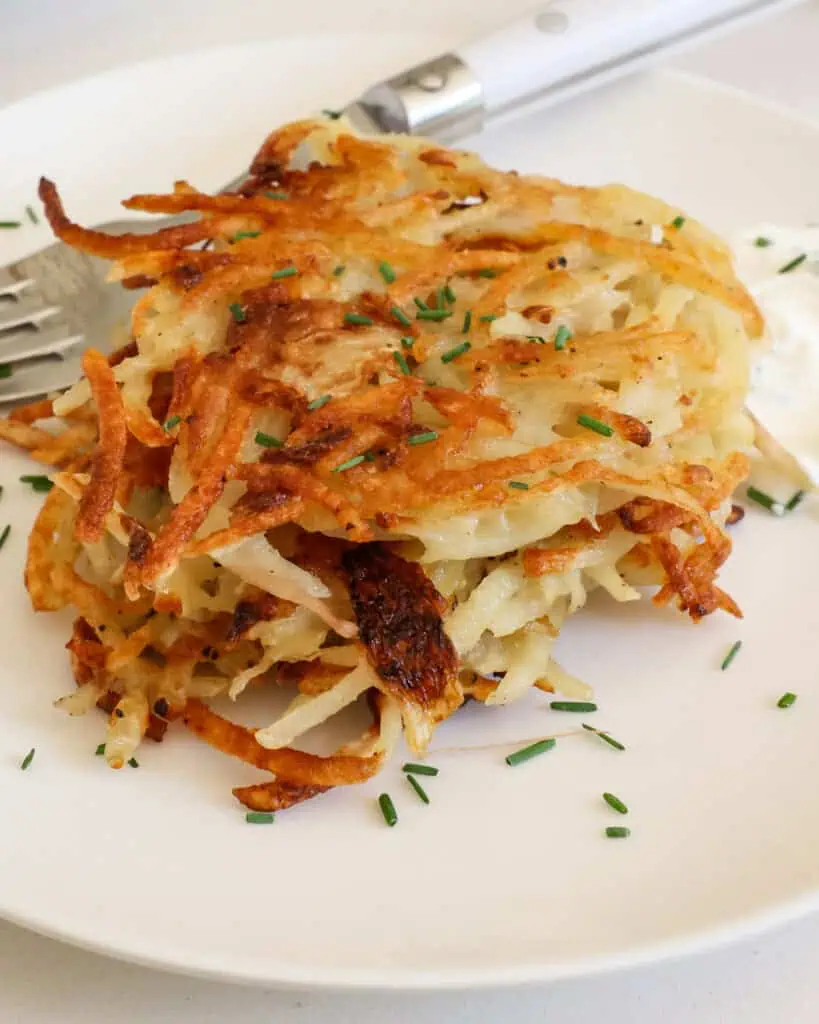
[2,34,819,990]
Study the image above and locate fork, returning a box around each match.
[0,0,790,405]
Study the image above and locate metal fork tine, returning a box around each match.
[0,295,61,332]
[0,268,31,296]
[0,323,83,365]
[0,351,83,405]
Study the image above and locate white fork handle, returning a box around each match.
[457,0,778,116]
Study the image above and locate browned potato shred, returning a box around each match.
[1,117,759,813]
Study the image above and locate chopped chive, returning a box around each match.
[605,826,630,838]
[779,253,807,274]
[393,350,411,376]
[0,363,11,378]
[332,264,346,276]
[603,792,629,814]
[670,215,686,230]
[233,230,261,241]
[0,221,21,229]
[720,640,742,671]
[441,341,471,364]
[229,302,246,323]
[378,792,398,826]
[402,762,439,777]
[416,309,452,322]
[777,691,797,709]
[270,265,299,280]
[581,724,626,751]
[550,700,597,713]
[344,312,374,326]
[508,481,529,491]
[20,475,53,492]
[746,485,784,515]
[128,757,139,768]
[443,283,456,304]
[435,286,447,310]
[25,204,38,224]
[462,309,472,333]
[754,236,773,248]
[20,748,35,770]
[479,314,497,322]
[554,325,572,350]
[307,394,331,412]
[378,261,396,284]
[322,109,343,120]
[400,336,414,349]
[477,268,497,278]
[526,335,545,344]
[505,737,556,767]
[785,490,806,512]
[264,190,289,200]
[413,296,429,312]
[333,454,367,473]
[245,811,275,824]
[0,524,10,552]
[254,431,283,448]
[577,414,613,438]
[407,430,438,446]
[95,743,106,756]
[406,774,430,804]
[163,415,181,431]
[390,305,411,327]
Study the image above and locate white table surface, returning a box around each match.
[2,1,819,1020]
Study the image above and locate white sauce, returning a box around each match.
[734,225,819,486]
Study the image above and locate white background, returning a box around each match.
[2,1,819,1020]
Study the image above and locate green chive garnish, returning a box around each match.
[233,230,261,241]
[333,264,346,276]
[95,743,106,756]
[322,109,342,120]
[416,309,452,322]
[785,490,806,512]
[477,268,497,278]
[264,191,288,200]
[746,485,784,515]
[526,335,545,344]
[407,430,438,446]
[390,305,411,327]
[271,266,299,280]
[508,481,529,491]
[577,414,613,438]
[0,524,10,552]
[443,283,456,304]
[402,762,439,776]
[0,363,11,378]
[670,215,686,230]
[441,341,471,364]
[406,774,430,804]
[605,826,630,838]
[255,431,283,448]
[462,310,472,333]
[20,475,53,492]
[550,700,597,713]
[0,221,21,229]
[413,297,429,312]
[393,350,411,375]
[333,455,367,473]
[505,737,556,767]
[721,640,742,671]
[554,325,572,350]
[479,314,497,322]
[20,748,35,770]
[229,302,246,323]
[245,811,275,824]
[754,236,773,248]
[25,204,38,224]
[128,757,139,768]
[163,415,181,431]
[400,336,414,349]
[581,724,626,751]
[378,793,398,827]
[379,261,396,284]
[344,312,374,326]
[307,394,331,412]
[779,253,807,274]
[603,792,628,814]
[777,691,797,709]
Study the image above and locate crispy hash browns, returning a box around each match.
[0,118,760,813]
